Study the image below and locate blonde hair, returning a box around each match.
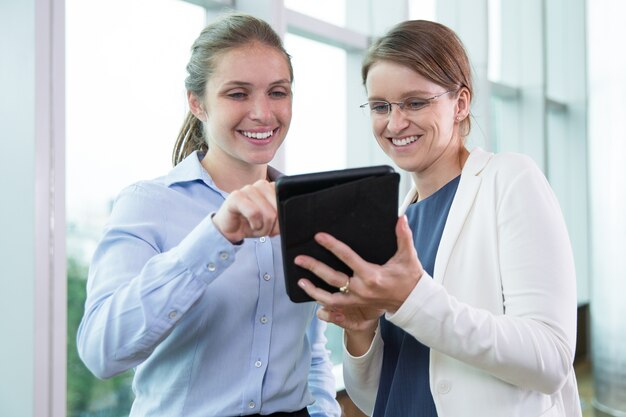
[172,12,293,166]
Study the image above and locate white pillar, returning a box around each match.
[0,0,66,416]
[588,1,626,415]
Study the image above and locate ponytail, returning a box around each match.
[172,111,207,166]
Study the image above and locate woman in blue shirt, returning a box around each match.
[76,12,341,417]
[296,20,581,417]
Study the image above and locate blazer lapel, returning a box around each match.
[433,147,493,284]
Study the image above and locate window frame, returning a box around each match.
[39,1,591,416]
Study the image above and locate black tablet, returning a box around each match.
[275,165,400,303]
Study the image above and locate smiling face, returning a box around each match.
[191,42,292,176]
[365,60,468,178]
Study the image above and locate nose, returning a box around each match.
[249,95,272,121]
[386,103,410,132]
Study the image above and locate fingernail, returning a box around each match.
[298,279,306,288]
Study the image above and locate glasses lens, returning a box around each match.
[404,98,429,111]
[369,101,390,115]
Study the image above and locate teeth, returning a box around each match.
[391,135,419,146]
[242,130,273,139]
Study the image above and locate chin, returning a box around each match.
[393,159,420,173]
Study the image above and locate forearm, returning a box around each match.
[77,253,206,377]
[77,215,239,378]
[342,326,383,415]
[345,323,378,357]
[306,317,341,417]
[388,274,576,394]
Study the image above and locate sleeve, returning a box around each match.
[342,326,384,416]
[387,160,578,394]
[76,184,241,379]
[305,312,342,417]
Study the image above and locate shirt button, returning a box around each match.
[207,262,216,271]
[168,311,178,320]
[259,237,266,243]
[437,380,451,394]
[219,251,229,260]
[263,273,271,281]
[254,360,262,368]
[248,401,256,409]
[260,316,268,324]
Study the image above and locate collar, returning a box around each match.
[163,151,207,187]
[164,151,284,187]
[461,146,493,177]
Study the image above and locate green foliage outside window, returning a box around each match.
[67,257,134,417]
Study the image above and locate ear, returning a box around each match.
[455,87,471,121]
[187,91,207,121]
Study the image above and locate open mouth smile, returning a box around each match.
[240,128,276,140]
[390,135,419,146]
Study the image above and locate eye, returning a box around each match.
[226,91,248,100]
[369,101,389,114]
[405,98,428,111]
[269,89,290,99]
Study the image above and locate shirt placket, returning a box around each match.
[241,235,276,413]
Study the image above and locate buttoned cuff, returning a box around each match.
[174,213,242,284]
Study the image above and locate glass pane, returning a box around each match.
[487,0,502,81]
[283,34,347,175]
[65,0,206,415]
[408,0,436,20]
[284,0,346,26]
[588,3,626,413]
[489,94,520,154]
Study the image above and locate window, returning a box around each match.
[486,0,589,304]
[283,34,347,174]
[284,0,346,27]
[66,1,206,415]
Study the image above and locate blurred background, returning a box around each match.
[2,0,625,416]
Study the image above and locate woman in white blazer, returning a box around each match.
[296,20,582,417]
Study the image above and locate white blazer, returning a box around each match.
[343,147,582,417]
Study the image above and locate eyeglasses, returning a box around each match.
[359,89,456,117]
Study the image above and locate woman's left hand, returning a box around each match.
[296,215,424,314]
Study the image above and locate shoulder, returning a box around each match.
[476,150,545,183]
[489,151,539,171]
[115,177,170,204]
[462,148,552,203]
[109,178,173,223]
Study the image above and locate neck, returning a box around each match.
[201,152,268,193]
[411,146,469,201]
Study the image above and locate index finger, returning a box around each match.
[313,232,372,277]
[297,278,355,307]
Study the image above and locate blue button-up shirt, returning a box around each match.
[77,151,340,417]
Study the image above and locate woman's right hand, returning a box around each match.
[317,305,382,357]
[317,304,382,333]
[212,180,279,243]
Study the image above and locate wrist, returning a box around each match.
[345,322,378,357]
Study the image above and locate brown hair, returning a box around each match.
[362,20,473,137]
[172,12,293,166]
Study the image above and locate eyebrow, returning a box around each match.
[368,90,435,101]
[222,79,292,88]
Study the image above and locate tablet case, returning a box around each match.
[276,165,400,303]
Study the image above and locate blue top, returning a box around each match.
[373,175,460,417]
[76,151,341,417]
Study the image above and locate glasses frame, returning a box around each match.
[359,89,456,117]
